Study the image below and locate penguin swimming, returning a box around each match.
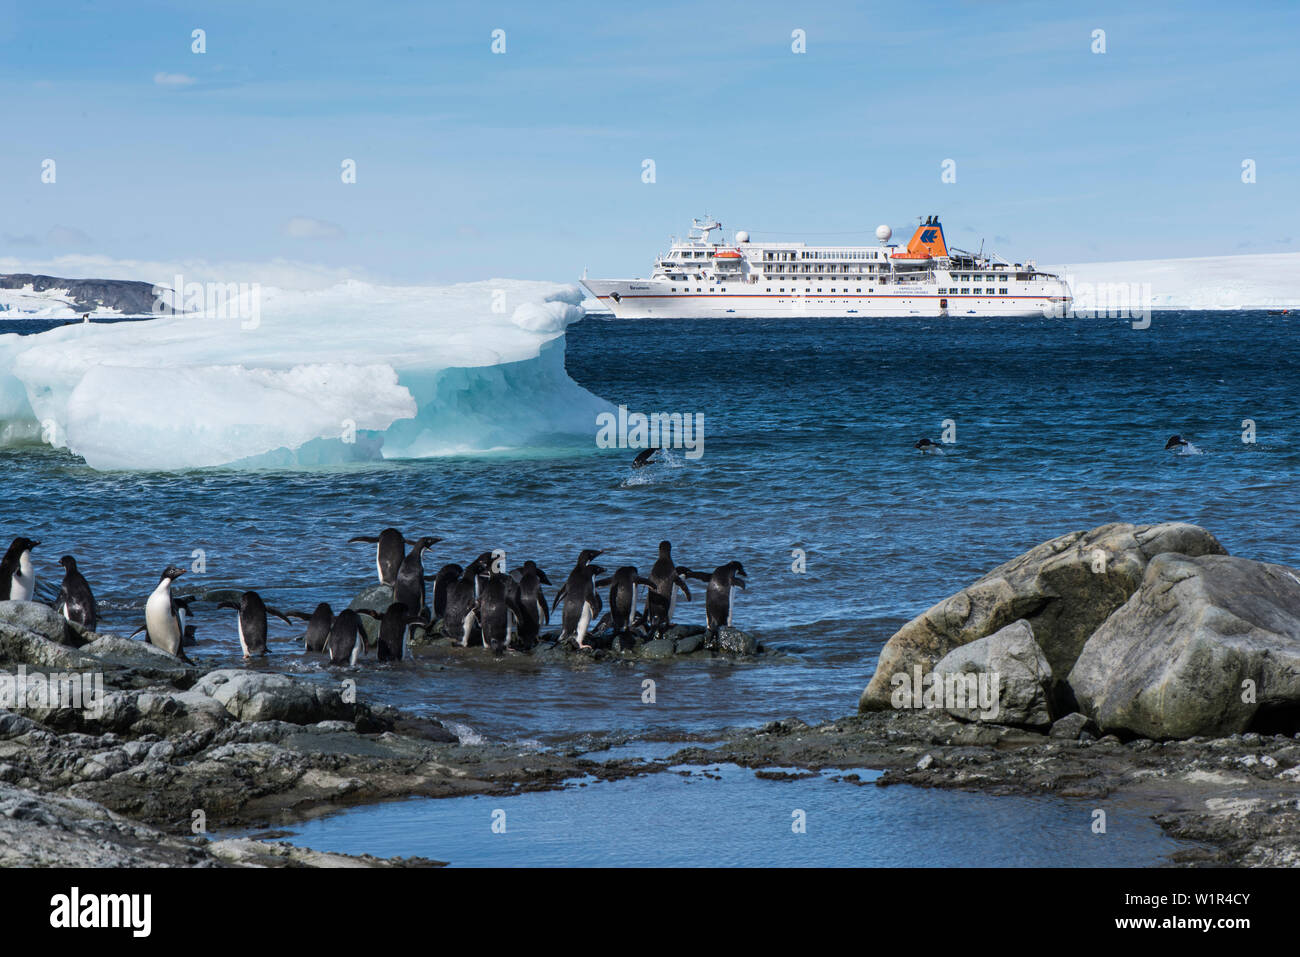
[556,550,605,651]
[0,537,39,601]
[347,528,411,586]
[54,555,97,632]
[357,602,422,661]
[596,565,654,639]
[631,447,661,469]
[144,565,189,660]
[216,590,296,659]
[511,563,550,650]
[699,561,747,633]
[1165,434,1189,451]
[643,541,692,637]
[914,438,941,453]
[393,536,441,618]
[294,602,334,652]
[323,608,368,666]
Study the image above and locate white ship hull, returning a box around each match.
[581,279,1069,319]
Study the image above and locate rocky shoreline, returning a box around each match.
[3,519,1298,867]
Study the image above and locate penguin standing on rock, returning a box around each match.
[698,561,747,633]
[428,564,463,621]
[596,566,655,639]
[555,549,605,650]
[511,563,550,649]
[0,537,39,601]
[393,536,442,618]
[217,590,296,659]
[54,555,97,632]
[357,602,423,661]
[477,573,526,655]
[643,541,692,637]
[348,528,412,586]
[444,555,493,647]
[144,565,190,660]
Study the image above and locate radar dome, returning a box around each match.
[875,224,892,242]
[735,230,750,243]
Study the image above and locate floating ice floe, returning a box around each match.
[0,279,610,470]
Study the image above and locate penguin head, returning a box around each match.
[1165,434,1188,450]
[413,536,442,552]
[728,561,748,587]
[8,537,39,556]
[658,540,673,556]
[160,565,187,583]
[577,548,604,566]
[58,555,78,572]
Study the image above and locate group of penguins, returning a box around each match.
[0,533,749,668]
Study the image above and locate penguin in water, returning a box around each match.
[914,438,941,453]
[323,609,368,666]
[555,549,606,651]
[631,447,661,469]
[393,536,442,618]
[144,565,190,660]
[0,537,39,601]
[1165,434,1190,451]
[510,563,550,650]
[54,555,97,632]
[357,602,422,661]
[347,528,412,586]
[695,561,748,633]
[293,602,334,652]
[216,591,296,659]
[444,554,493,646]
[596,566,655,639]
[478,573,526,655]
[643,541,692,637]
[427,563,463,621]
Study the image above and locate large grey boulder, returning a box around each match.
[931,619,1053,727]
[1068,553,1300,739]
[193,670,354,724]
[860,522,1225,711]
[349,584,394,645]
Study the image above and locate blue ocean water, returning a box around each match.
[1,310,1294,864]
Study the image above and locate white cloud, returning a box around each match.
[153,72,196,86]
[282,216,345,241]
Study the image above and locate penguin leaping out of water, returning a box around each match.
[144,565,191,661]
[1165,434,1190,451]
[54,555,98,632]
[914,438,942,453]
[217,590,296,659]
[0,537,39,602]
[631,447,661,469]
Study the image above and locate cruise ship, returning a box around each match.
[581,216,1072,318]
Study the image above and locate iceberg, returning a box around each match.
[0,279,611,470]
[1048,251,1300,310]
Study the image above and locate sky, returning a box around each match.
[1,0,1298,286]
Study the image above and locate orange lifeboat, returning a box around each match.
[713,249,743,260]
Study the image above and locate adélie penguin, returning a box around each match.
[347,528,411,586]
[643,541,693,637]
[324,608,368,666]
[444,555,493,646]
[427,563,463,621]
[511,563,551,649]
[393,536,442,617]
[477,572,526,655]
[555,549,605,651]
[1165,434,1189,451]
[357,602,422,661]
[54,555,97,632]
[0,537,39,601]
[144,565,191,661]
[216,590,296,659]
[292,602,334,652]
[699,561,748,633]
[596,565,655,638]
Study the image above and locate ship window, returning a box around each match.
[670,288,676,292]
[1000,288,1008,294]
[960,288,969,294]
[856,288,861,292]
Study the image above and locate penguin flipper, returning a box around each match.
[355,608,383,619]
[267,607,297,626]
[347,535,380,544]
[128,623,147,639]
[673,576,693,602]
[538,590,550,626]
